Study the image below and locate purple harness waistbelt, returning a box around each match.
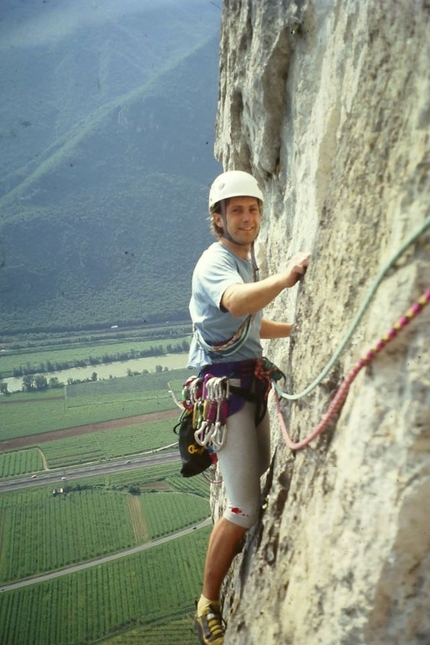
[199,359,268,420]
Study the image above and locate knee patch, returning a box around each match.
[224,503,259,529]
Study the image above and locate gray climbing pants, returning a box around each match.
[217,397,271,529]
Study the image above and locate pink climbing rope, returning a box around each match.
[275,289,430,451]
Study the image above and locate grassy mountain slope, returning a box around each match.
[0,3,221,333]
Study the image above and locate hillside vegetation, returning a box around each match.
[0,1,221,333]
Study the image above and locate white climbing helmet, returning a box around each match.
[208,170,264,211]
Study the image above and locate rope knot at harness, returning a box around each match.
[254,357,285,396]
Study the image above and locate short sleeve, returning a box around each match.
[193,248,243,310]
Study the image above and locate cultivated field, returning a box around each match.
[0,464,209,585]
[0,369,189,444]
[98,615,198,644]
[0,365,213,645]
[0,527,211,645]
[0,448,45,478]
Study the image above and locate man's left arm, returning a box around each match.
[260,318,292,339]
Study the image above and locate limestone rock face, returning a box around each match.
[213,2,430,644]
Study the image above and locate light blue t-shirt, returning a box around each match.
[187,242,263,369]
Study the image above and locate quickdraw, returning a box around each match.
[179,374,230,452]
[202,463,223,485]
[194,376,230,451]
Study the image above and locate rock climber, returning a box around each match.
[189,169,310,645]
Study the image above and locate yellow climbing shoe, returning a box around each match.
[194,603,225,644]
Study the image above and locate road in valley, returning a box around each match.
[0,450,181,493]
[0,442,213,595]
[0,517,212,592]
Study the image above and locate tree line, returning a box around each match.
[9,340,190,379]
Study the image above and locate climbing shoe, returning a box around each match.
[194,603,225,644]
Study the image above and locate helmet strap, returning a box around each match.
[250,241,260,282]
[220,200,259,280]
[220,199,235,243]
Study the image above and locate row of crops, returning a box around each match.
[41,418,178,469]
[0,488,134,584]
[66,369,190,398]
[0,527,210,645]
[0,369,212,644]
[0,476,210,584]
[98,615,197,645]
[141,492,209,540]
[0,418,178,476]
[0,391,174,442]
[0,368,189,443]
[0,449,44,478]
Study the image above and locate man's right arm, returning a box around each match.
[221,252,310,317]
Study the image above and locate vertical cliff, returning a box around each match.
[213,2,430,644]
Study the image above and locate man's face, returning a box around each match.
[214,196,261,246]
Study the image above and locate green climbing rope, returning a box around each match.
[275,214,430,401]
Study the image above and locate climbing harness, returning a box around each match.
[276,288,430,451]
[171,356,281,484]
[255,356,285,397]
[274,214,430,401]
